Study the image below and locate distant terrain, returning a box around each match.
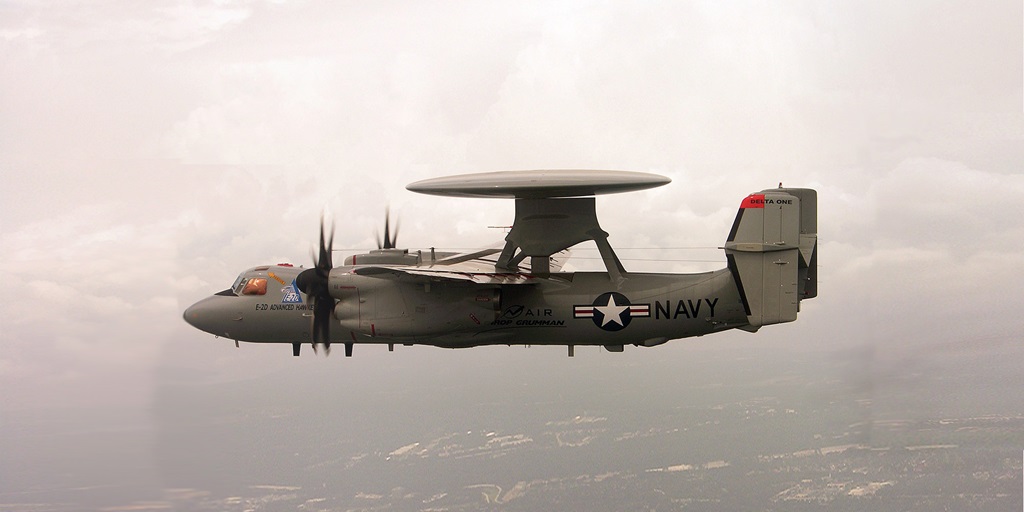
[3,340,1021,511]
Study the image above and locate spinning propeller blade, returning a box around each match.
[297,211,397,357]
[296,216,336,356]
[376,208,399,250]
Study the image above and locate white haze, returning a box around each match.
[1,0,1022,416]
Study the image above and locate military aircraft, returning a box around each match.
[183,170,817,357]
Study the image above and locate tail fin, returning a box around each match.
[724,187,817,330]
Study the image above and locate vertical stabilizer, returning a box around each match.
[724,187,817,329]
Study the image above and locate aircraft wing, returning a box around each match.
[431,247,571,272]
[352,247,572,285]
[353,266,542,284]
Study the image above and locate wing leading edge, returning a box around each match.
[352,248,571,285]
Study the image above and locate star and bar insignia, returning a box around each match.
[573,292,649,331]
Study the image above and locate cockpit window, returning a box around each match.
[241,278,267,296]
[231,275,247,295]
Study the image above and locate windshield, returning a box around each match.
[231,275,247,294]
[232,275,267,296]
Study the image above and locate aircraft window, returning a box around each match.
[232,275,248,294]
[241,278,267,296]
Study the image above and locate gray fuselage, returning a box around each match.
[183,264,749,349]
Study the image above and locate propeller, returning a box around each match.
[376,208,400,250]
[296,216,335,356]
[297,210,396,357]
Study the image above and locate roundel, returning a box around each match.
[573,292,650,331]
[590,292,632,331]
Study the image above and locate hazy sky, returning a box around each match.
[1,0,1022,411]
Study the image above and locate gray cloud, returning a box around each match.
[1,0,1021,409]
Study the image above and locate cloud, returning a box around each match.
[1,0,1022,411]
[161,58,340,165]
[861,158,1024,251]
[800,157,1024,352]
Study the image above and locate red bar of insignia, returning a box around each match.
[629,305,650,317]
[574,306,594,318]
[741,194,766,209]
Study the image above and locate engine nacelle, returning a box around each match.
[329,273,500,338]
[343,248,422,266]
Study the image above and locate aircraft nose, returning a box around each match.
[183,294,242,337]
[182,297,213,332]
[182,301,203,330]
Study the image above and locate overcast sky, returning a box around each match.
[1,0,1022,411]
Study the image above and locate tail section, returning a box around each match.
[724,187,817,330]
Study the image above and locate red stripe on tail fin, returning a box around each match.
[740,194,766,209]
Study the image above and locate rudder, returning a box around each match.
[724,187,817,329]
